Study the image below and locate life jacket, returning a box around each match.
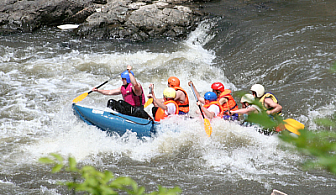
[259,92,281,115]
[203,101,223,118]
[218,89,238,115]
[154,100,179,122]
[120,83,145,107]
[173,86,189,113]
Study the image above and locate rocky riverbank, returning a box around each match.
[0,0,209,41]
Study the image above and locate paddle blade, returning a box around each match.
[72,92,89,103]
[144,98,153,108]
[204,118,212,137]
[283,118,305,135]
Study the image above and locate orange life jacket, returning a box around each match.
[203,101,223,118]
[154,100,179,122]
[219,89,238,115]
[173,86,189,113]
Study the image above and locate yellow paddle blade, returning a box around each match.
[283,118,305,135]
[72,92,89,103]
[144,98,153,108]
[204,118,212,137]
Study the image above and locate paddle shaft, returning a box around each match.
[73,74,120,103]
[88,80,110,95]
[189,83,212,137]
[189,84,205,118]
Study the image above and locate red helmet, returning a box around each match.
[211,82,225,92]
[168,76,180,87]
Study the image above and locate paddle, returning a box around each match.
[72,74,119,103]
[189,84,212,137]
[283,118,305,135]
[144,86,153,108]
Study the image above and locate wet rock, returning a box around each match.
[0,0,208,41]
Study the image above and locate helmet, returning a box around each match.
[204,92,217,101]
[168,76,180,87]
[250,84,265,98]
[163,87,176,99]
[121,70,134,83]
[211,82,225,92]
[240,94,254,104]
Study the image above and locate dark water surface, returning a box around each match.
[1,0,336,194]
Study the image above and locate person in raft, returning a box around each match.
[147,84,179,121]
[188,81,238,120]
[250,84,282,118]
[197,91,223,119]
[229,94,261,126]
[92,65,149,119]
[166,76,189,115]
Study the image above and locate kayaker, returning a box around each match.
[92,65,148,119]
[250,84,282,117]
[198,92,222,119]
[167,76,189,115]
[147,84,179,121]
[188,81,238,120]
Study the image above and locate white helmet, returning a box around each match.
[250,84,265,98]
[240,94,255,104]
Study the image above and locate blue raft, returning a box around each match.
[72,103,159,137]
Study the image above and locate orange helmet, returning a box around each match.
[168,76,180,87]
[211,82,225,92]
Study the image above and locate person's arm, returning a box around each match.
[92,87,121,95]
[218,97,228,106]
[264,98,282,115]
[153,95,168,110]
[147,83,166,108]
[201,106,216,119]
[174,90,186,104]
[188,81,205,104]
[127,65,142,96]
[230,106,257,115]
[197,101,215,119]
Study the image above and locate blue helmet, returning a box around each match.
[204,92,217,101]
[121,70,134,83]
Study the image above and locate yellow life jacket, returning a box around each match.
[259,92,281,115]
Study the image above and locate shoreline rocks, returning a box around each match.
[0,0,208,41]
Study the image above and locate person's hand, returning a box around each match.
[188,81,193,86]
[127,65,132,72]
[196,100,201,106]
[147,94,153,98]
[148,83,154,91]
[92,87,98,92]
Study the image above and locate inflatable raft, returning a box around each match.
[72,103,159,137]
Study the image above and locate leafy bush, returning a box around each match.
[39,154,181,195]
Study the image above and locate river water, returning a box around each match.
[1,0,336,194]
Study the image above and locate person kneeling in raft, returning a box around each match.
[147,84,179,122]
[197,92,223,119]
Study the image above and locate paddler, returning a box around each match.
[229,94,261,126]
[147,84,179,121]
[92,65,149,119]
[250,84,282,117]
[197,92,222,119]
[167,76,189,115]
[188,81,238,120]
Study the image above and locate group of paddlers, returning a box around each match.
[92,66,283,123]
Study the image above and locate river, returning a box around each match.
[1,0,336,194]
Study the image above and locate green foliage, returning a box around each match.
[331,61,336,72]
[277,114,336,175]
[39,154,181,195]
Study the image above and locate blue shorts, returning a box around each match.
[223,114,239,121]
[179,111,188,115]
